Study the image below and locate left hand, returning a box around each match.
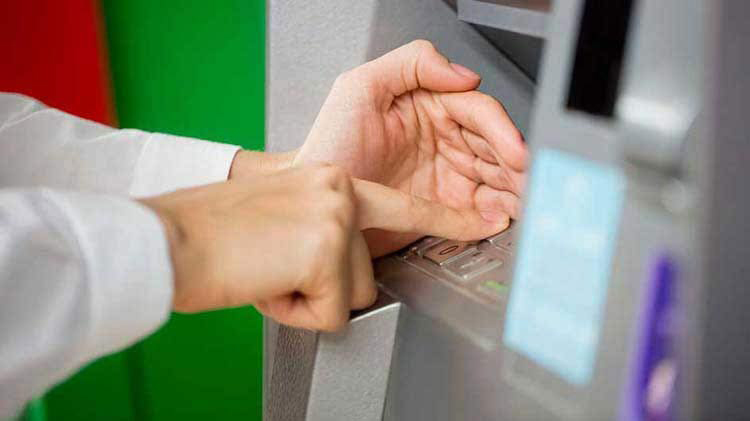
[295,40,528,256]
[143,164,505,330]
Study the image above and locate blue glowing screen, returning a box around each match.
[504,148,625,385]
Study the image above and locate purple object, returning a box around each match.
[619,256,677,421]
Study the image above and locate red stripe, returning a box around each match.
[0,0,115,125]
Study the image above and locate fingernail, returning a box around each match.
[450,62,480,80]
[480,210,507,224]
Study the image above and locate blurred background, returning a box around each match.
[1,1,266,420]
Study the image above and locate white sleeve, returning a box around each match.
[0,188,173,418]
[0,92,240,197]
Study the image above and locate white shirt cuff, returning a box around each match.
[47,190,174,357]
[130,133,240,197]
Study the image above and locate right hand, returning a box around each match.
[295,40,528,257]
[141,164,507,331]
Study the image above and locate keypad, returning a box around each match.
[444,250,503,282]
[400,225,517,304]
[423,240,477,265]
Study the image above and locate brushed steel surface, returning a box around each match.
[266,326,317,421]
[263,1,747,420]
[264,1,536,414]
[458,0,549,38]
[306,302,402,421]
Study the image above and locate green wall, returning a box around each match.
[41,1,266,420]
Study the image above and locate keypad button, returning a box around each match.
[445,250,503,282]
[397,244,416,259]
[487,228,514,250]
[398,236,445,259]
[423,240,476,265]
[397,248,413,259]
[413,236,446,257]
[478,280,509,299]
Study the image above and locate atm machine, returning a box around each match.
[264,1,750,420]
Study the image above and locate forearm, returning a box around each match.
[0,188,173,417]
[0,93,242,196]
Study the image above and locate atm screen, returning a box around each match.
[566,0,635,117]
[503,148,625,385]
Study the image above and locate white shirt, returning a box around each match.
[0,93,241,417]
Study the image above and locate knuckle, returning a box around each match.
[333,70,354,87]
[365,286,378,307]
[327,165,349,184]
[323,165,347,183]
[304,218,341,254]
[473,91,498,112]
[332,193,356,223]
[334,65,378,103]
[472,155,484,176]
[333,69,366,91]
[509,127,524,144]
[410,39,436,54]
[311,164,347,188]
[356,285,378,310]
[467,94,496,128]
[318,308,348,332]
[318,191,355,229]
[317,219,348,247]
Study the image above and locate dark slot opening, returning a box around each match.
[566,0,636,117]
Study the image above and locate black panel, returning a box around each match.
[566,0,635,116]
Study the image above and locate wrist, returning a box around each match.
[138,196,194,311]
[229,149,297,179]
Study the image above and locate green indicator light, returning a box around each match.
[483,281,507,293]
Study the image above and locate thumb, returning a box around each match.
[362,40,481,99]
[353,178,508,241]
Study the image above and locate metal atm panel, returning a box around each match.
[265,3,537,415]
[265,0,750,419]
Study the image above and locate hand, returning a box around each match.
[296,40,528,256]
[141,164,505,331]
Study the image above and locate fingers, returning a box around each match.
[257,237,375,331]
[354,178,509,240]
[461,127,497,164]
[474,158,526,196]
[349,231,377,310]
[435,140,526,196]
[256,289,346,332]
[363,229,422,259]
[360,40,480,100]
[303,269,350,332]
[256,166,377,331]
[474,184,522,220]
[270,261,350,332]
[255,294,322,331]
[437,91,528,172]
